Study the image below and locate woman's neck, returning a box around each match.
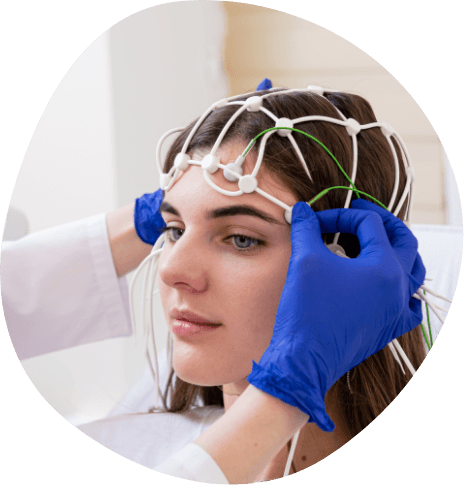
[222,381,350,481]
[222,380,249,410]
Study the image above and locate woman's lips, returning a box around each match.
[170,309,221,338]
[171,309,219,324]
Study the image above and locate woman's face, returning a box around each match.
[158,142,297,386]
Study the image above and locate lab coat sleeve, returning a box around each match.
[153,443,229,484]
[1,214,132,360]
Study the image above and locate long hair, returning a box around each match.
[156,88,426,439]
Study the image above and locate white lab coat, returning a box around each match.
[1,214,228,484]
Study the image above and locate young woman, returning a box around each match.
[3,84,428,483]
[157,87,426,430]
[123,84,426,481]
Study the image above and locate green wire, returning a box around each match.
[420,322,431,351]
[245,125,433,350]
[308,186,389,211]
[243,127,358,193]
[424,289,433,347]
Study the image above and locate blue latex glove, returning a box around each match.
[351,198,423,275]
[134,188,166,245]
[256,78,273,90]
[247,201,425,432]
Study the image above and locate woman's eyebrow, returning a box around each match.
[160,201,284,226]
[159,201,180,216]
[209,205,284,225]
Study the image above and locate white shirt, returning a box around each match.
[79,406,226,479]
[1,214,228,483]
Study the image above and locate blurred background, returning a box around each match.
[2,2,461,426]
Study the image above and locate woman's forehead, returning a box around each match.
[164,160,296,223]
[192,141,267,183]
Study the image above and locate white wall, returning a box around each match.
[7,2,228,426]
[444,147,462,226]
[9,33,117,232]
[109,2,228,208]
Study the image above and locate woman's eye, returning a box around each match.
[162,227,263,252]
[231,235,261,251]
[163,227,184,242]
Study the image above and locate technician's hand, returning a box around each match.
[247,202,425,432]
[350,198,424,277]
[134,188,166,245]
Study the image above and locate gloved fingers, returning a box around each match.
[409,295,422,323]
[411,252,426,286]
[350,199,418,273]
[134,188,166,245]
[407,253,426,297]
[391,300,422,344]
[315,207,392,258]
[350,199,415,245]
[290,202,330,255]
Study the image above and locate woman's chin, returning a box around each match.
[175,372,221,387]
[174,364,226,386]
[173,361,248,387]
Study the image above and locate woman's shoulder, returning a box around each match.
[77,405,224,469]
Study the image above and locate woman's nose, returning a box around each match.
[158,231,209,293]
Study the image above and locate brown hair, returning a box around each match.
[155,88,426,439]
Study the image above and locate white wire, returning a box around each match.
[391,132,412,219]
[413,293,449,313]
[167,331,173,375]
[393,171,411,218]
[332,107,348,121]
[142,253,158,405]
[384,135,400,211]
[415,291,446,325]
[392,339,416,376]
[344,134,359,209]
[129,236,165,407]
[141,256,157,404]
[420,285,452,304]
[203,169,243,197]
[211,103,248,155]
[129,244,163,339]
[255,187,292,212]
[392,132,415,223]
[251,130,275,178]
[333,132,358,246]
[148,252,161,407]
[288,133,313,182]
[283,430,301,477]
[259,106,278,122]
[166,332,174,406]
[292,114,347,126]
[156,127,185,174]
[388,342,405,374]
[429,303,449,313]
[261,88,315,100]
[181,103,217,156]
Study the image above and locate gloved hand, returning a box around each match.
[351,198,424,274]
[247,201,425,432]
[134,188,166,245]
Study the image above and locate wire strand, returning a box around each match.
[283,430,301,477]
